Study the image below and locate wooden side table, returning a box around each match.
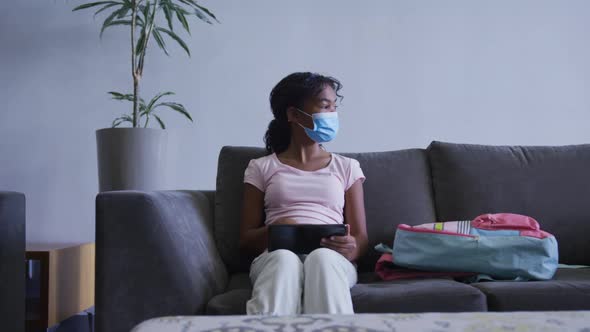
[25,243,95,332]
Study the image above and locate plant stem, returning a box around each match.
[131,0,138,127]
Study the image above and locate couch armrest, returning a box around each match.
[96,190,228,332]
[0,192,25,332]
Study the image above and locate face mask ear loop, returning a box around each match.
[295,108,313,118]
[295,108,315,130]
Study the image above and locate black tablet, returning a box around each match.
[267,224,347,254]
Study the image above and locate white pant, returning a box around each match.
[246,248,358,315]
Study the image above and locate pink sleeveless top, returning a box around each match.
[244,153,365,225]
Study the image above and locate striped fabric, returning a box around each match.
[416,220,472,235]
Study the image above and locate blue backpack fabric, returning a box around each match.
[385,213,559,281]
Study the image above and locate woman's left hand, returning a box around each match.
[320,225,357,261]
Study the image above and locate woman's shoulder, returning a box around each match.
[330,153,366,188]
[330,153,359,165]
[330,153,361,172]
[247,153,278,171]
[250,153,274,163]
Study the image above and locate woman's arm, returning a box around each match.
[238,183,267,256]
[321,179,368,262]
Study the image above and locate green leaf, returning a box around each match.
[173,4,191,15]
[148,0,157,22]
[108,91,145,106]
[154,101,193,122]
[135,14,145,26]
[111,115,133,128]
[146,91,174,113]
[135,29,147,54]
[162,2,174,31]
[193,7,212,24]
[144,114,150,127]
[135,1,152,55]
[116,1,132,18]
[100,7,129,38]
[152,28,169,56]
[153,114,166,129]
[73,1,120,11]
[116,7,130,19]
[177,0,219,23]
[193,2,219,23]
[175,7,191,34]
[156,27,190,56]
[93,3,121,17]
[108,91,125,99]
[105,20,132,30]
[141,3,151,31]
[108,91,133,101]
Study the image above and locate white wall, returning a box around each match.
[1,0,589,244]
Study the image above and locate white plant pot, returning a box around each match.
[96,128,167,192]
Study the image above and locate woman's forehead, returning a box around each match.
[314,86,337,102]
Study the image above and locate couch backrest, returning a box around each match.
[215,147,267,273]
[215,147,438,273]
[428,141,590,265]
[339,150,438,272]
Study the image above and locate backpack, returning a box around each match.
[387,213,559,280]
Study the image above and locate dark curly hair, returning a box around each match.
[264,72,343,154]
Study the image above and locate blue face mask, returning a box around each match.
[296,109,339,143]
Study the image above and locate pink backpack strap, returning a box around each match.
[471,213,552,239]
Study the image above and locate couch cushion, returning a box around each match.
[351,274,487,313]
[226,272,251,291]
[215,147,267,273]
[206,272,486,315]
[206,273,251,315]
[471,268,590,311]
[206,289,251,315]
[427,141,590,265]
[215,147,437,273]
[340,150,437,272]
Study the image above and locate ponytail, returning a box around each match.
[264,118,291,154]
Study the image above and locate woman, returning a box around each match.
[239,72,368,315]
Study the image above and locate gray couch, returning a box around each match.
[0,192,25,332]
[95,141,590,332]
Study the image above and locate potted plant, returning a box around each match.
[73,0,218,191]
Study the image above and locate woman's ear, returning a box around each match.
[286,107,298,123]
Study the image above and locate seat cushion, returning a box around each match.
[206,289,251,315]
[206,273,251,315]
[351,273,487,313]
[215,147,437,273]
[427,141,590,265]
[206,273,487,315]
[471,268,590,311]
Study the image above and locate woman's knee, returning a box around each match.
[267,249,302,268]
[304,248,340,268]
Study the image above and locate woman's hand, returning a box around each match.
[320,225,358,261]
